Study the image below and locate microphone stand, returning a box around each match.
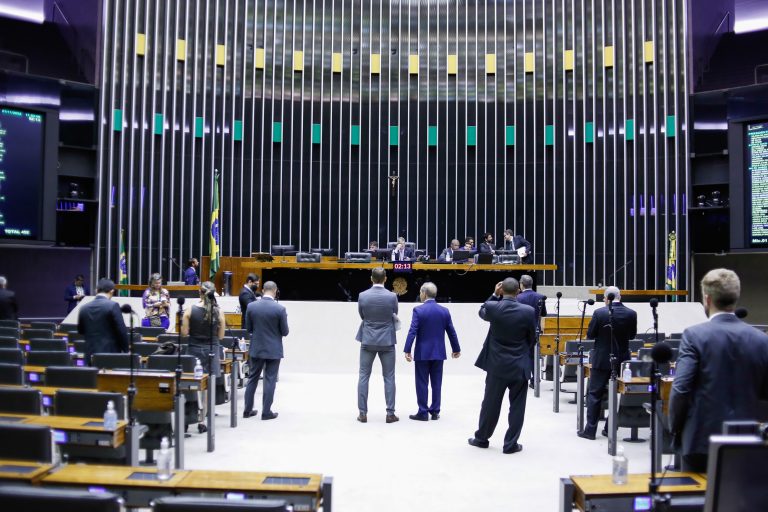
[553,293,562,413]
[607,295,618,456]
[650,301,661,499]
[534,297,545,398]
[173,297,186,469]
[206,293,216,452]
[575,301,590,433]
[121,305,140,466]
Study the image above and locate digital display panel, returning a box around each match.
[747,122,768,247]
[0,106,45,239]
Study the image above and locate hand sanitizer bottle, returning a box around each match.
[103,400,118,430]
[612,445,628,485]
[157,437,172,480]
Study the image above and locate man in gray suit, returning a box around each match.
[670,268,768,472]
[356,267,399,423]
[243,281,288,420]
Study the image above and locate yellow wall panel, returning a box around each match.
[176,39,186,61]
[371,53,381,74]
[524,52,534,72]
[409,54,419,74]
[604,45,614,67]
[564,50,574,71]
[332,52,343,73]
[136,33,146,56]
[485,54,496,74]
[447,54,458,75]
[644,41,654,63]
[255,48,265,69]
[293,50,304,71]
[216,45,226,66]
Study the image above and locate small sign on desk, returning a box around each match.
[393,262,412,273]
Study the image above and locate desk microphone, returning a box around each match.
[579,299,595,305]
[735,307,748,319]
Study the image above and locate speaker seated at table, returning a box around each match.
[0,326,20,339]
[0,362,23,385]
[344,252,372,262]
[0,348,23,365]
[30,322,57,332]
[135,326,166,337]
[55,390,127,462]
[0,387,42,414]
[310,247,335,256]
[271,245,297,256]
[46,366,98,388]
[0,486,122,512]
[386,241,416,252]
[0,424,52,462]
[0,319,20,329]
[29,338,68,352]
[296,252,321,263]
[27,350,72,367]
[152,497,288,512]
[91,353,141,370]
[21,328,54,340]
[0,336,19,349]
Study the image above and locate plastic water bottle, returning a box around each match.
[194,358,204,379]
[103,400,118,431]
[622,364,633,382]
[612,445,628,485]
[157,437,172,480]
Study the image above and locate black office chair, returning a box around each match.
[133,342,162,356]
[157,333,181,345]
[0,319,20,328]
[91,353,141,370]
[21,328,54,339]
[45,366,99,389]
[0,336,19,349]
[225,329,247,339]
[152,497,288,512]
[0,363,23,385]
[0,387,43,414]
[26,351,72,367]
[72,340,87,354]
[29,338,69,352]
[0,348,24,365]
[0,485,122,512]
[135,326,166,337]
[30,322,57,331]
[0,326,20,338]
[271,245,297,256]
[0,424,53,462]
[55,390,125,419]
[635,332,665,343]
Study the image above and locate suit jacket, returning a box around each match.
[585,303,637,370]
[670,314,768,457]
[479,242,496,254]
[504,235,533,263]
[239,285,260,327]
[65,283,91,314]
[184,267,199,285]
[391,247,415,261]
[403,299,460,360]
[356,285,399,348]
[245,296,288,360]
[77,295,129,360]
[516,289,547,322]
[475,297,537,380]
[438,248,455,262]
[0,289,19,321]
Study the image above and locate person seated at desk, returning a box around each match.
[65,274,90,314]
[391,237,414,261]
[438,240,461,262]
[463,237,476,252]
[142,273,170,329]
[479,233,496,255]
[368,241,379,251]
[503,229,532,264]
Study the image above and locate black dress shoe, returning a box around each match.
[243,410,258,418]
[430,412,440,420]
[529,380,535,389]
[467,437,489,448]
[357,413,367,423]
[197,423,208,433]
[577,430,596,440]
[386,414,399,423]
[601,429,608,437]
[409,414,428,421]
[503,443,523,454]
[261,411,278,420]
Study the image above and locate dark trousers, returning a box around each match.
[244,358,281,415]
[474,373,528,451]
[585,368,611,435]
[682,453,708,473]
[415,360,443,416]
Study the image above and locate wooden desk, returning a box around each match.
[177,470,323,505]
[97,371,175,412]
[539,333,581,356]
[617,376,651,394]
[0,414,126,448]
[0,460,54,484]
[660,376,674,416]
[242,260,557,272]
[567,472,706,512]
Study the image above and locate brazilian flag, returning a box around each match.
[118,229,129,296]
[209,171,220,279]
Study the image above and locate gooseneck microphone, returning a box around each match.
[579,298,596,305]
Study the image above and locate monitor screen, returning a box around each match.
[710,442,768,511]
[746,121,768,247]
[0,106,45,240]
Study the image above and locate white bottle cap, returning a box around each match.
[617,445,625,456]
[107,400,114,409]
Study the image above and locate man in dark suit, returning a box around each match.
[577,286,637,440]
[479,233,497,255]
[65,274,90,314]
[0,276,18,321]
[390,237,414,261]
[670,268,768,472]
[403,282,461,421]
[183,258,199,285]
[238,273,260,327]
[516,274,547,388]
[243,281,288,420]
[356,267,399,423]
[503,229,533,264]
[469,278,537,454]
[438,239,461,262]
[77,278,129,364]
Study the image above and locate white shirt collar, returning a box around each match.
[261,295,275,300]
[372,284,385,288]
[709,311,735,321]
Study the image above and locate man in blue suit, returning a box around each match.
[243,281,289,420]
[516,274,547,388]
[77,278,128,364]
[670,269,768,472]
[65,274,90,314]
[403,282,461,421]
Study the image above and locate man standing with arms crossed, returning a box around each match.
[356,267,399,423]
